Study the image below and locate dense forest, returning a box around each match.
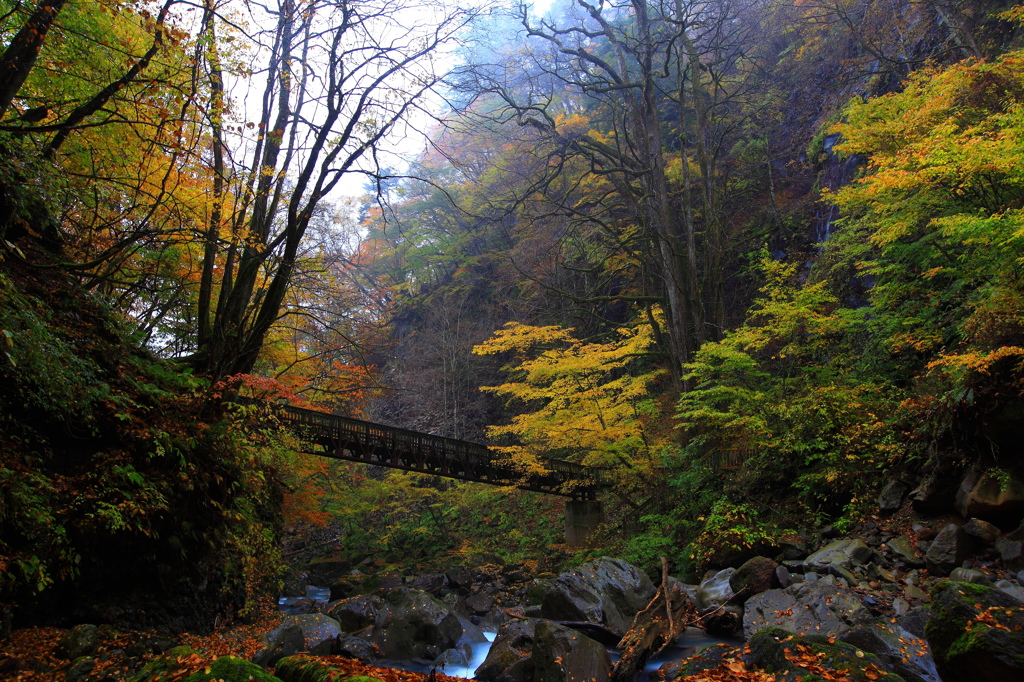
[2,0,1024,656]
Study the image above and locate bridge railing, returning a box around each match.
[273,403,609,496]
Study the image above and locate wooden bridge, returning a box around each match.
[277,404,609,501]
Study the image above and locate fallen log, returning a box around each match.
[611,557,697,682]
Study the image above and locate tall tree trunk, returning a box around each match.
[0,0,67,117]
[197,0,227,348]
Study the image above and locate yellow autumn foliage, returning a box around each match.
[472,318,664,469]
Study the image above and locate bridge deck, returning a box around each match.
[278,404,607,500]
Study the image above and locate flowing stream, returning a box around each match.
[278,586,738,680]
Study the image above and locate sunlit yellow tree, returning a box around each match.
[473,318,665,475]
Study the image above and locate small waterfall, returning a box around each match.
[813,134,864,244]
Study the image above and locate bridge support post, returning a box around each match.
[565,500,603,547]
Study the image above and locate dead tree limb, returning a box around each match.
[611,557,697,682]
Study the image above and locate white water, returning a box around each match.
[439,630,497,678]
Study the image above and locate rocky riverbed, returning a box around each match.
[6,478,1024,681]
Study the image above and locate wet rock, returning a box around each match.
[54,624,98,660]
[475,620,535,682]
[336,633,377,661]
[695,568,735,610]
[926,580,1024,681]
[324,594,382,633]
[472,619,612,682]
[956,469,1024,524]
[446,566,473,589]
[963,518,1001,545]
[742,581,872,639]
[879,480,909,515]
[530,621,611,682]
[898,606,931,638]
[251,621,304,667]
[730,556,778,601]
[904,585,929,601]
[371,588,484,660]
[289,613,342,655]
[949,567,993,586]
[829,564,859,586]
[994,579,1024,603]
[805,539,872,573]
[431,646,469,673]
[775,565,792,588]
[744,627,901,681]
[540,557,655,636]
[840,623,939,682]
[410,573,448,594]
[466,591,494,616]
[925,524,971,577]
[994,538,1024,570]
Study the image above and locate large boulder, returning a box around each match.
[805,538,873,573]
[925,580,1024,681]
[911,464,962,515]
[289,613,343,656]
[955,469,1024,524]
[475,620,536,682]
[251,621,304,667]
[474,620,610,682]
[540,557,655,636]
[323,594,382,633]
[410,573,448,594]
[995,538,1024,571]
[336,633,377,662]
[840,623,940,682]
[729,557,778,601]
[744,627,904,681]
[925,524,971,577]
[743,581,873,639]
[371,587,484,660]
[530,621,611,682]
[879,480,910,515]
[887,535,925,567]
[963,518,1001,545]
[54,624,99,660]
[695,568,735,610]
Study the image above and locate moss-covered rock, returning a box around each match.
[129,646,199,681]
[182,656,282,682]
[54,624,99,660]
[130,647,281,682]
[744,627,904,681]
[275,655,383,682]
[925,580,1024,681]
